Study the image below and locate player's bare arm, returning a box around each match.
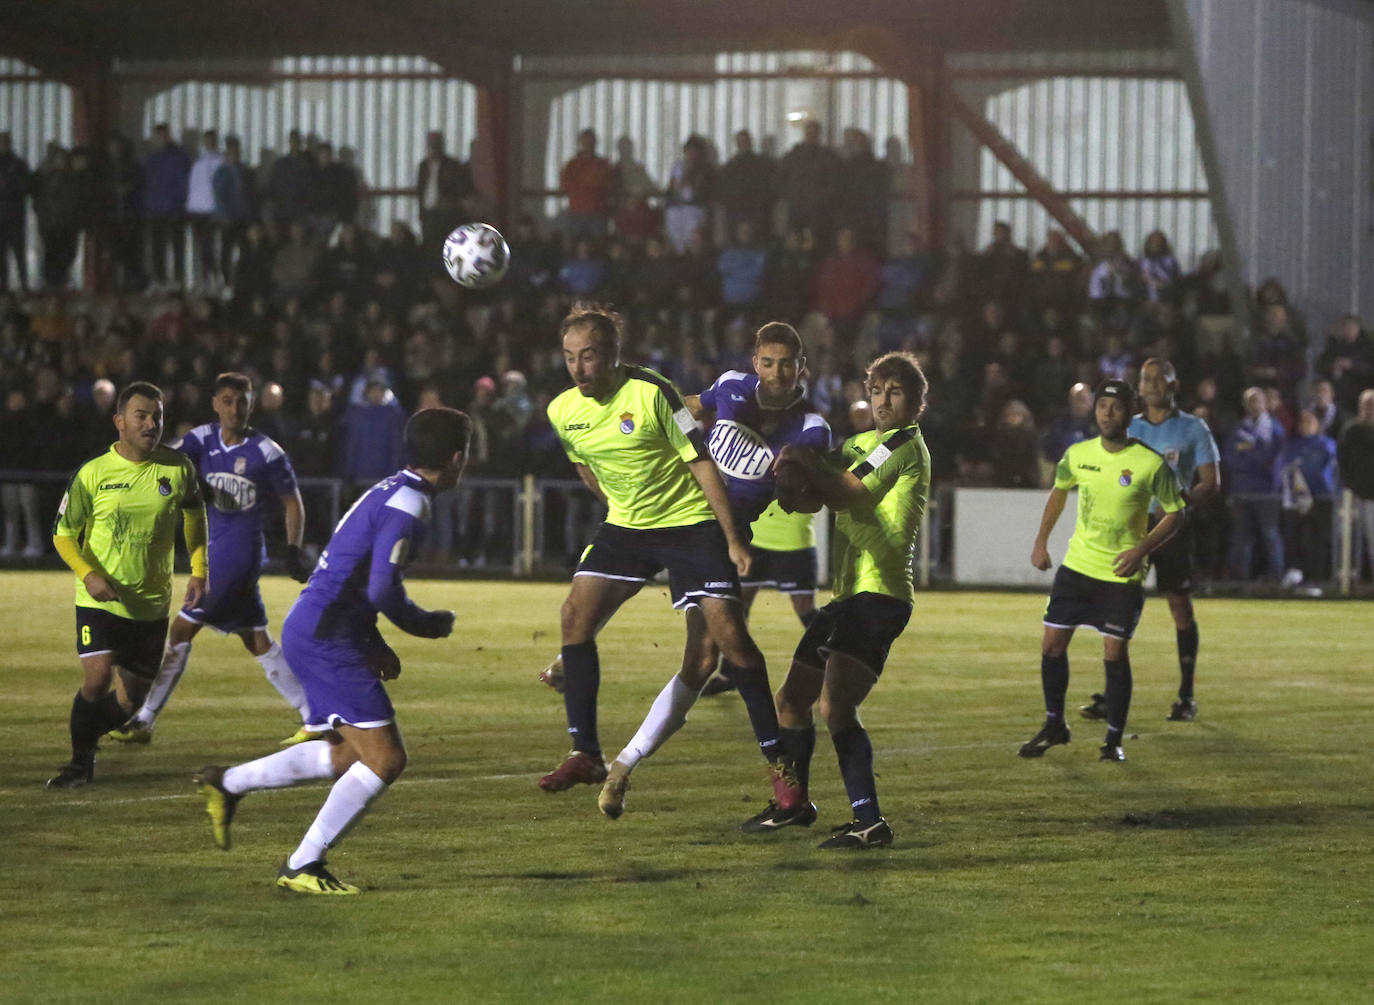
[573,463,609,505]
[1188,461,1220,507]
[687,458,751,576]
[283,489,306,548]
[776,444,871,512]
[1113,508,1184,577]
[1031,488,1069,570]
[683,394,712,423]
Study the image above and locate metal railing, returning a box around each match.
[1,468,1363,595]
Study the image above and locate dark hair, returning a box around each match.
[866,352,928,420]
[212,371,252,396]
[754,321,803,355]
[117,381,163,412]
[559,302,623,350]
[404,407,472,469]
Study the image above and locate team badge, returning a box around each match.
[619,412,635,435]
[234,456,247,474]
[157,476,173,496]
[1119,469,1133,487]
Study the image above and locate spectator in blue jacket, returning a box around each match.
[142,123,190,288]
[1224,386,1286,580]
[716,219,768,313]
[341,373,406,489]
[212,136,255,289]
[1277,407,1339,586]
[557,238,607,298]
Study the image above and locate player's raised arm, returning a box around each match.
[365,511,453,639]
[1031,488,1069,570]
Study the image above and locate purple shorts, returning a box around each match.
[181,574,268,634]
[281,607,396,729]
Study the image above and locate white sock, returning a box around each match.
[137,641,192,723]
[616,674,700,769]
[288,762,389,870]
[255,640,311,720]
[222,740,334,794]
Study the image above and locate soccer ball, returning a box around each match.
[441,222,510,289]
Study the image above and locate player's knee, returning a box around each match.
[559,598,593,642]
[818,694,859,733]
[376,747,407,783]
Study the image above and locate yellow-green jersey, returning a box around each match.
[750,500,815,552]
[831,425,931,604]
[54,444,205,620]
[1053,437,1185,584]
[548,365,713,530]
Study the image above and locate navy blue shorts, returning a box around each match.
[575,520,741,609]
[792,592,912,677]
[281,606,396,729]
[181,572,269,634]
[75,607,168,680]
[741,547,818,595]
[1148,511,1195,594]
[1043,565,1145,640]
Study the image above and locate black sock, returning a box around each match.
[732,662,782,761]
[68,693,104,764]
[1177,623,1198,700]
[95,692,130,733]
[779,724,816,793]
[831,724,880,823]
[1104,657,1132,747]
[1041,653,1069,721]
[560,642,600,755]
[716,659,738,684]
[798,608,820,629]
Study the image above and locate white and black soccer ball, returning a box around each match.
[441,222,510,290]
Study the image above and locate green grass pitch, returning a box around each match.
[0,572,1370,1002]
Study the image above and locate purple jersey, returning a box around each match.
[698,371,831,526]
[290,469,436,642]
[174,423,298,584]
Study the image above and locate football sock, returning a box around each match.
[288,762,388,871]
[616,674,699,768]
[1041,652,1069,720]
[831,724,880,824]
[138,640,192,723]
[1104,657,1132,747]
[223,740,335,795]
[95,691,130,733]
[1177,623,1198,701]
[798,609,820,628]
[715,659,738,685]
[561,642,601,755]
[255,640,311,719]
[732,661,782,761]
[68,693,104,761]
[779,724,817,793]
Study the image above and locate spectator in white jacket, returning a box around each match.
[185,129,224,288]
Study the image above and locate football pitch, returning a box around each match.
[1,572,1370,1003]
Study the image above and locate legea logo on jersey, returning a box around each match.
[708,420,774,480]
[619,412,635,434]
[1119,469,1133,487]
[205,472,258,511]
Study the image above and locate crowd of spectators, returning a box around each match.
[1,121,1373,586]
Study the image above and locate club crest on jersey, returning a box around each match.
[619,412,635,435]
[1119,469,1133,487]
[234,456,247,474]
[157,476,173,496]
